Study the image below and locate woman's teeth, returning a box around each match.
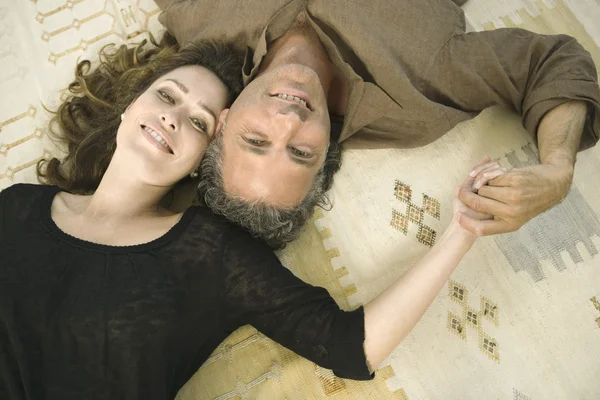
[143,126,173,153]
[276,93,308,108]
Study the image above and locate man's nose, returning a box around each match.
[270,112,303,143]
[275,103,309,123]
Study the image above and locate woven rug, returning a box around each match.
[1,1,599,399]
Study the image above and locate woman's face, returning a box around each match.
[116,65,228,187]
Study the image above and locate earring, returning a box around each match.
[190,170,199,179]
[121,113,125,121]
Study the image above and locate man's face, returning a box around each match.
[219,64,331,207]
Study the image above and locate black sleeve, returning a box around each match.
[218,227,373,381]
[0,187,6,241]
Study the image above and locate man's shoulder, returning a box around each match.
[159,0,290,50]
[309,0,465,37]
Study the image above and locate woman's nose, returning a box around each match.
[160,114,178,131]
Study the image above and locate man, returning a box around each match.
[157,0,599,247]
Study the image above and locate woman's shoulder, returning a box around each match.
[0,184,58,225]
[0,183,57,203]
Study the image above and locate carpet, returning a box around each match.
[1,1,599,399]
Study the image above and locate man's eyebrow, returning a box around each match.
[239,143,267,155]
[288,155,315,167]
[237,140,315,167]
[165,78,217,121]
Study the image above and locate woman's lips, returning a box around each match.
[141,125,173,154]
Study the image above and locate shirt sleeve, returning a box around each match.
[157,0,212,45]
[425,28,600,151]
[0,187,6,241]
[218,226,373,381]
[153,0,174,9]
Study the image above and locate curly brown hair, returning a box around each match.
[37,33,243,194]
[199,134,342,249]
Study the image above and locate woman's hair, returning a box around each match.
[37,33,243,194]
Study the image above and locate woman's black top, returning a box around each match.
[0,184,371,400]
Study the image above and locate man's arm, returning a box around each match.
[538,100,587,168]
[426,28,599,151]
[426,28,599,235]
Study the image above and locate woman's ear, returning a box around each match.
[214,109,229,138]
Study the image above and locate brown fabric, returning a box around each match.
[158,0,600,151]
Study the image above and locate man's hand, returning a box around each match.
[458,99,587,237]
[457,162,573,236]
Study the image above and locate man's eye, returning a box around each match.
[191,118,207,132]
[289,147,313,158]
[242,136,265,146]
[157,90,175,104]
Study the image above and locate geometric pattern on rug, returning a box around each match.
[213,362,283,400]
[513,388,533,400]
[201,331,270,369]
[0,0,160,185]
[591,296,600,328]
[478,0,600,71]
[313,208,360,302]
[447,281,500,362]
[40,0,150,64]
[391,180,440,247]
[314,365,410,399]
[315,365,347,396]
[313,209,409,399]
[494,143,600,281]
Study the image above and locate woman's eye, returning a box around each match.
[191,118,207,132]
[242,136,265,146]
[289,147,313,158]
[157,90,175,104]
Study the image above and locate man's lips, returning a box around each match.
[141,124,173,154]
[270,91,312,111]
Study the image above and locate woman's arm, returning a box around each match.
[364,157,501,370]
[363,222,474,370]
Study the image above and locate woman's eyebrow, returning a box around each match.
[165,78,188,93]
[165,78,217,121]
[197,103,217,122]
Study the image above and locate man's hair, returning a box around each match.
[37,33,243,194]
[198,133,342,249]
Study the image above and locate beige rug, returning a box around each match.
[1,1,599,399]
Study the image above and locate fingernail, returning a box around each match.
[469,170,476,177]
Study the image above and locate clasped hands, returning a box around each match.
[454,156,573,238]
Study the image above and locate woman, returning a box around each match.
[0,35,505,399]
